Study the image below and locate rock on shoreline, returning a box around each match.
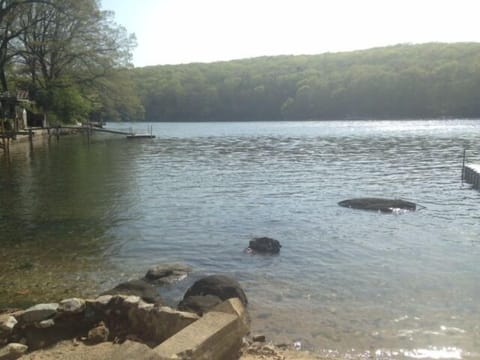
[0,269,252,359]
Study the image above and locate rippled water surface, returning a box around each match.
[1,120,480,359]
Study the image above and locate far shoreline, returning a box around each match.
[116,117,480,123]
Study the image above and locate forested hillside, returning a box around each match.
[134,43,480,121]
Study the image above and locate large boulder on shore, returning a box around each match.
[177,295,223,316]
[338,198,417,213]
[181,275,248,307]
[100,280,162,304]
[248,237,281,254]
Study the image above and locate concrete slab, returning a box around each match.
[154,298,249,360]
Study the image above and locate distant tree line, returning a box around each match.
[1,0,143,124]
[133,43,480,121]
[4,7,480,125]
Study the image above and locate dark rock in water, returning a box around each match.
[177,295,223,316]
[182,275,248,306]
[248,237,281,254]
[100,280,162,304]
[338,198,416,213]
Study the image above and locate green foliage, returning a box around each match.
[1,0,140,123]
[89,69,145,122]
[134,43,480,121]
[43,86,92,124]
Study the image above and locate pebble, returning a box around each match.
[37,319,55,328]
[0,343,28,359]
[87,322,109,344]
[59,298,86,314]
[94,295,112,306]
[0,316,17,332]
[252,334,266,342]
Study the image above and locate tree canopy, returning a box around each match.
[1,0,143,123]
[134,43,480,121]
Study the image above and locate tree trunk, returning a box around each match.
[0,66,7,93]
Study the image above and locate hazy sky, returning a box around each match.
[101,0,480,67]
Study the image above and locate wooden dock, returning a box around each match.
[1,125,155,154]
[61,125,155,139]
[463,164,480,189]
[126,134,155,139]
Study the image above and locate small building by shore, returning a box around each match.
[0,91,48,153]
[0,91,46,132]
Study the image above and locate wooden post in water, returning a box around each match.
[1,119,5,153]
[461,149,466,185]
[1,118,9,155]
[86,124,91,144]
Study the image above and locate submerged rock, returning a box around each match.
[182,275,248,306]
[338,198,417,213]
[248,237,282,254]
[144,263,191,284]
[100,280,162,304]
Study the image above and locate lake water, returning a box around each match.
[1,120,480,359]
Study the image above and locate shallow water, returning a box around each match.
[1,120,480,359]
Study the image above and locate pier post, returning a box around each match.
[1,119,9,155]
[463,164,480,190]
[28,128,33,146]
[86,124,91,143]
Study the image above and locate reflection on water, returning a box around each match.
[1,120,480,359]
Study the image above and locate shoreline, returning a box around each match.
[1,126,83,154]
[0,283,331,360]
[0,300,331,360]
[0,262,333,359]
[18,339,332,360]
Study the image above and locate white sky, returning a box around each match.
[101,0,480,67]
